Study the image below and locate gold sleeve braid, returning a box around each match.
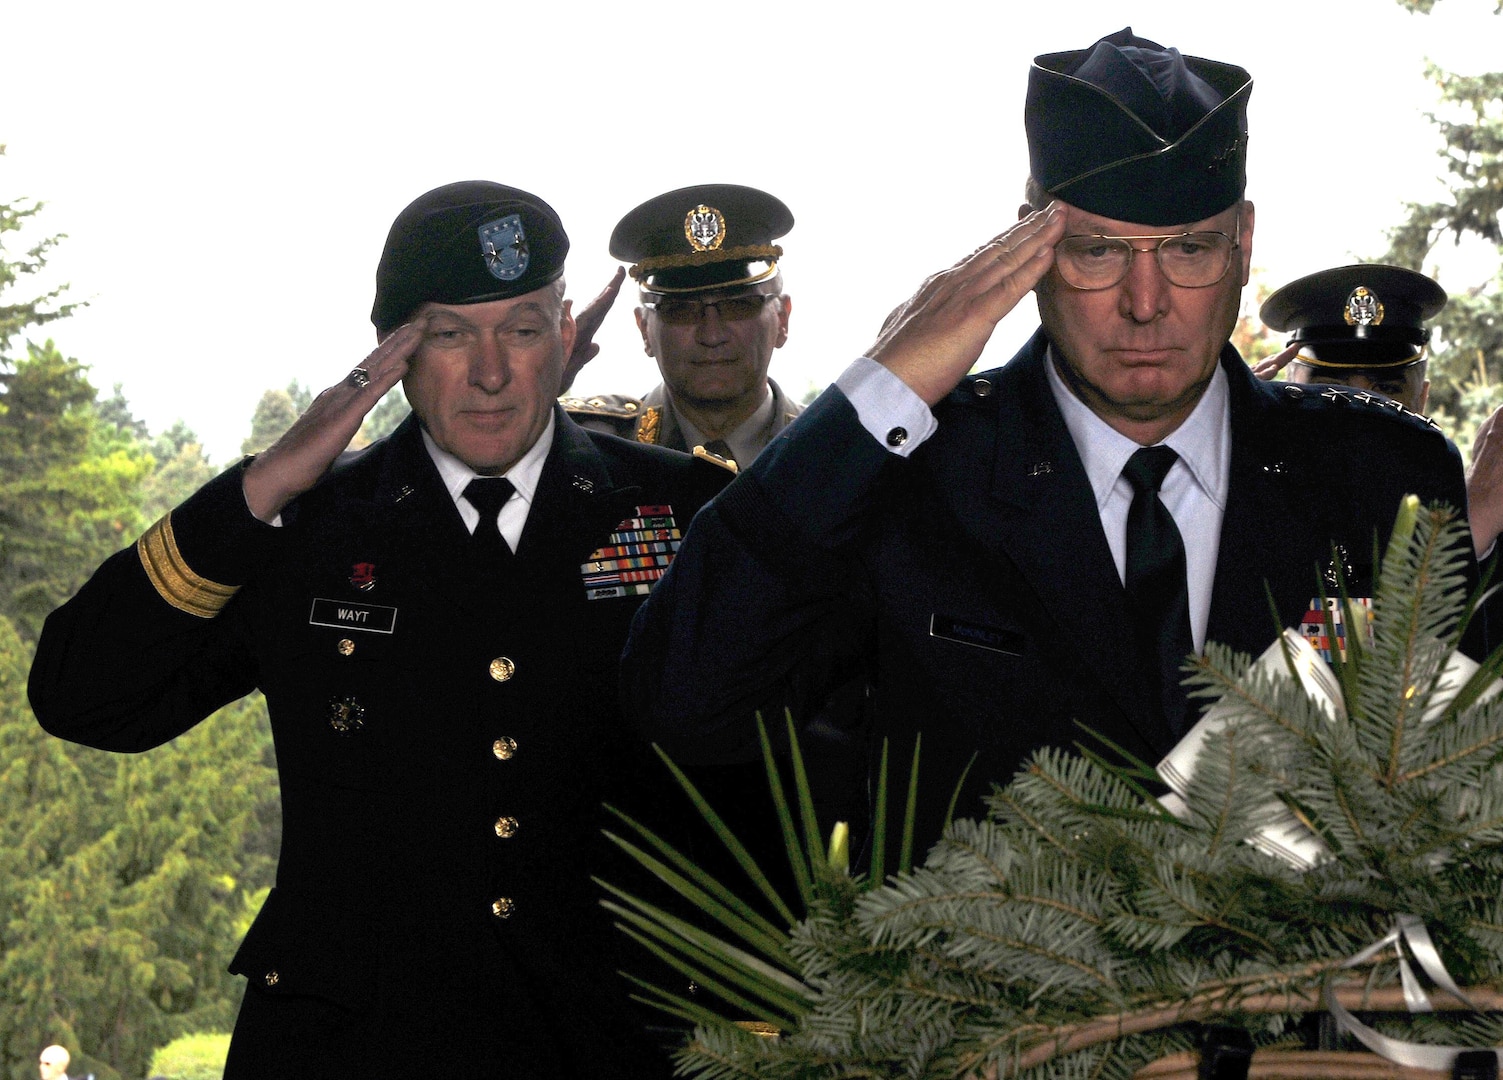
[137,513,239,618]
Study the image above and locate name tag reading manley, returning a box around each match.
[308,598,398,634]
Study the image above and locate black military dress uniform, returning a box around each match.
[623,332,1475,871]
[29,409,728,1078]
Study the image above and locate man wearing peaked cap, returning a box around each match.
[624,29,1480,873]
[564,184,800,469]
[1260,263,1446,414]
[1255,264,1503,561]
[28,180,731,1077]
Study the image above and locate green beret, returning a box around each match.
[372,181,569,335]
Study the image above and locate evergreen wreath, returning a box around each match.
[604,499,1503,1079]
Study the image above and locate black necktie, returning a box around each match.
[1122,446,1195,740]
[463,477,516,564]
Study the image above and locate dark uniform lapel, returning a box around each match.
[354,415,480,612]
[517,408,645,569]
[1206,352,1327,657]
[948,333,1164,746]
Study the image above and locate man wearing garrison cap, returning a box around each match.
[623,30,1477,871]
[565,184,800,470]
[29,181,730,1077]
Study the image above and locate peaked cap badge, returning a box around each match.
[1343,285,1385,327]
[478,214,530,282]
[684,204,726,252]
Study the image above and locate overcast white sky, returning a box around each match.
[4,0,1500,462]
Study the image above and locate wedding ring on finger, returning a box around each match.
[346,367,372,390]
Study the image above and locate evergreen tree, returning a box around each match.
[1381,1,1502,453]
[0,614,279,1080]
[239,388,300,456]
[139,437,217,524]
[354,384,410,447]
[0,147,78,361]
[0,341,153,641]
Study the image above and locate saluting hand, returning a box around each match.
[1468,404,1503,559]
[242,322,420,522]
[560,266,626,393]
[1251,341,1301,382]
[867,203,1064,406]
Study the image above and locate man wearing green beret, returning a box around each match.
[29,181,729,1078]
[624,29,1479,872]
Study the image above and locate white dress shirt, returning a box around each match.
[675,386,776,466]
[422,414,554,551]
[1044,352,1230,651]
[835,351,1231,650]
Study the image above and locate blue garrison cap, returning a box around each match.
[1026,28,1252,226]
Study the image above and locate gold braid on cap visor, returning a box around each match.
[1295,343,1429,371]
[629,244,782,294]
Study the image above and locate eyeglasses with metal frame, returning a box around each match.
[641,292,779,326]
[1053,214,1242,291]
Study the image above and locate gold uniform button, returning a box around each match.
[489,656,516,682]
[337,638,355,656]
[263,970,280,987]
[494,815,520,839]
[491,897,515,919]
[492,737,517,760]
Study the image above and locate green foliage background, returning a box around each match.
[0,150,278,1080]
[1378,0,1503,457]
[0,2,1496,1071]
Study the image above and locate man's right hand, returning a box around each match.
[866,203,1064,406]
[1469,403,1503,559]
[560,267,626,393]
[242,322,421,521]
[1251,341,1301,382]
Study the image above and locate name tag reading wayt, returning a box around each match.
[308,598,398,634]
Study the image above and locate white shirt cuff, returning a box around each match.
[834,357,938,458]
